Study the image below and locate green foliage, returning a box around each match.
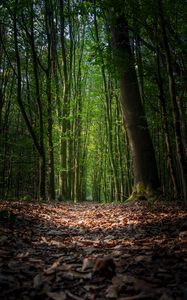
[0,0,186,202]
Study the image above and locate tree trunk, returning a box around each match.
[59,0,70,200]
[111,13,160,198]
[45,0,56,201]
[94,6,121,200]
[13,1,46,200]
[155,33,179,198]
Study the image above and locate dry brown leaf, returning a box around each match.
[66,291,84,300]
[134,255,152,263]
[82,257,95,271]
[44,257,64,274]
[47,291,67,300]
[33,273,43,288]
[86,291,96,300]
[62,270,92,280]
[16,251,30,258]
[106,285,118,299]
[93,256,116,278]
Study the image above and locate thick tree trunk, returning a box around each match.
[111,14,160,197]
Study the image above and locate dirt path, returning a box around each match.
[0,201,187,299]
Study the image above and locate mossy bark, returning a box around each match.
[127,183,160,202]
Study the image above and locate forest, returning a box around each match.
[0,1,187,299]
[0,0,186,203]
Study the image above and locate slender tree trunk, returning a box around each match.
[59,0,70,200]
[45,0,56,200]
[94,6,121,200]
[155,38,179,198]
[13,1,46,200]
[111,13,160,198]
[46,73,56,200]
[177,96,187,157]
[30,4,46,200]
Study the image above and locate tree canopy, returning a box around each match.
[0,0,186,202]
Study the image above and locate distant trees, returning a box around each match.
[0,0,186,202]
[157,0,187,202]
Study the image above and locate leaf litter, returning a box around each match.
[0,201,187,299]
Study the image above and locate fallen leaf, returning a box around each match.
[93,256,116,278]
[47,291,67,300]
[82,257,95,271]
[106,285,118,298]
[33,273,43,288]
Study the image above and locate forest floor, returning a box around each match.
[0,201,187,300]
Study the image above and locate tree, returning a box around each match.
[45,0,56,201]
[109,3,160,198]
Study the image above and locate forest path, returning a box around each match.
[0,201,187,300]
